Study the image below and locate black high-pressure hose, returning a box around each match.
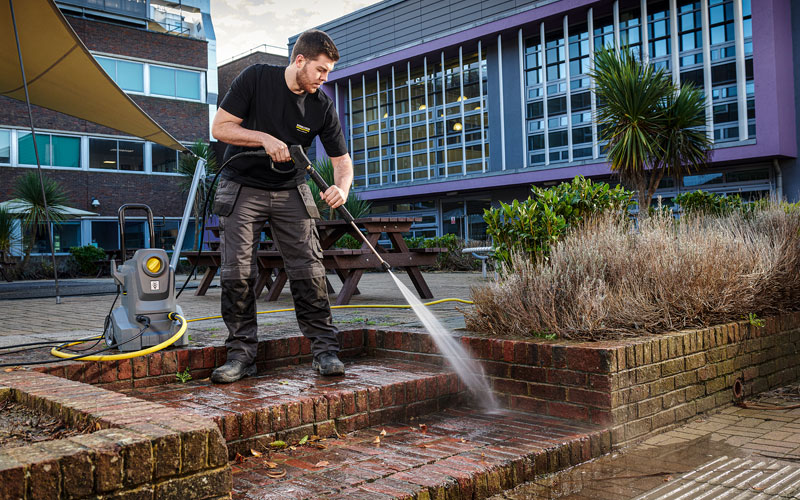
[176,147,391,299]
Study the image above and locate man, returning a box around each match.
[209,29,353,383]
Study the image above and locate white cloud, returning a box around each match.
[210,0,379,62]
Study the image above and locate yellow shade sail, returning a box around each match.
[0,0,188,152]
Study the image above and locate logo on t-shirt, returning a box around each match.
[296,124,311,134]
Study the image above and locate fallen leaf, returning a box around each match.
[266,461,278,469]
[461,439,466,443]
[251,449,263,457]
[266,469,286,479]
[664,476,672,482]
[419,444,431,448]
[316,444,328,450]
[298,435,308,445]
[310,435,321,441]
[314,461,330,468]
[3,368,12,372]
[289,446,296,451]
[380,429,387,437]
[373,436,381,444]
[234,453,245,463]
[279,380,289,385]
[269,440,287,448]
[419,424,428,433]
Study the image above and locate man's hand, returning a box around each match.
[320,185,347,209]
[261,135,291,163]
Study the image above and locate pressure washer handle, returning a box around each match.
[289,145,355,224]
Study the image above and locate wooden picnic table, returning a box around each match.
[185,217,445,305]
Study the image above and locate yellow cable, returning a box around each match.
[50,313,187,361]
[186,297,474,323]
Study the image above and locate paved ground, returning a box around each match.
[492,386,800,499]
[0,271,485,361]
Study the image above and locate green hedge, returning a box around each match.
[484,176,635,267]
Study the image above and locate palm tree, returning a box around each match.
[592,48,711,214]
[307,157,372,220]
[177,141,218,250]
[13,171,69,269]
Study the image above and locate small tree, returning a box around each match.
[177,141,218,251]
[592,49,711,215]
[13,171,69,270]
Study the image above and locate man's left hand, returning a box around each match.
[320,185,347,209]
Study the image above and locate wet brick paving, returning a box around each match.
[228,406,606,499]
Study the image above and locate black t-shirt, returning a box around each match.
[218,64,348,190]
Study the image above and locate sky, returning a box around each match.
[211,0,382,63]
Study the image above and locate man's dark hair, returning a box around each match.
[291,29,340,63]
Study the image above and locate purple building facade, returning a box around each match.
[291,0,797,241]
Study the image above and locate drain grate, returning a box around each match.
[633,456,800,499]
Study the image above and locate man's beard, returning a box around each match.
[296,67,317,94]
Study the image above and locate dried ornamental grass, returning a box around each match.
[465,207,800,340]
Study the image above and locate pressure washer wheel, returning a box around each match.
[104,315,115,347]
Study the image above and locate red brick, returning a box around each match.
[493,378,528,395]
[148,353,163,376]
[547,369,587,386]
[537,344,554,367]
[341,392,356,415]
[117,360,132,380]
[176,350,190,371]
[503,341,515,362]
[567,388,612,408]
[300,338,312,355]
[547,401,589,421]
[529,383,566,401]
[202,347,216,368]
[510,395,547,413]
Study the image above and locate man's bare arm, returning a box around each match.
[211,108,291,163]
[320,153,354,209]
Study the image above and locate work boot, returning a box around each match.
[312,351,345,376]
[211,359,257,384]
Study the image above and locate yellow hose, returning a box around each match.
[49,297,473,361]
[187,297,474,323]
[50,313,187,361]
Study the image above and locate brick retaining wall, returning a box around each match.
[367,312,800,447]
[0,371,230,499]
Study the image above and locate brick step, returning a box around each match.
[230,406,611,500]
[122,358,466,458]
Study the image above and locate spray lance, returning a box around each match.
[288,145,391,272]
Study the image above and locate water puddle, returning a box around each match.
[388,271,499,412]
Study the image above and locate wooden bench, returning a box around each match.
[185,246,446,305]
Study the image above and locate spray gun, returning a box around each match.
[289,145,391,272]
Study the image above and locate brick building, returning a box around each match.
[0,0,216,255]
[212,47,288,162]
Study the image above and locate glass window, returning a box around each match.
[0,130,9,163]
[683,172,724,187]
[19,133,80,168]
[90,138,117,169]
[54,222,81,253]
[150,66,176,97]
[152,144,178,173]
[176,69,201,100]
[89,138,144,171]
[117,60,144,92]
[96,56,144,92]
[91,221,118,250]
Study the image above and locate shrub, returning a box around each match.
[69,245,106,275]
[483,176,634,267]
[465,205,800,340]
[674,190,746,216]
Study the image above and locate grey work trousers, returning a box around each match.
[215,179,340,364]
